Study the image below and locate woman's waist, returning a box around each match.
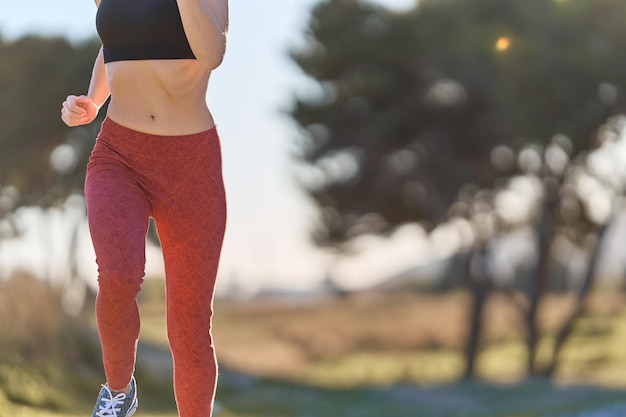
[106,96,215,136]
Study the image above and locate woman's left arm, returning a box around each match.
[177,0,229,71]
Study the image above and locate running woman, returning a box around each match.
[61,0,229,416]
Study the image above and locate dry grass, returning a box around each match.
[207,289,626,387]
[0,272,68,360]
[0,272,107,415]
[209,292,469,378]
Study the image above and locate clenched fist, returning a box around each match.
[61,95,99,127]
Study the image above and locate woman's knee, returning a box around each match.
[167,322,214,355]
[97,269,144,298]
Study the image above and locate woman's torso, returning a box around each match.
[97,0,216,135]
[105,61,214,135]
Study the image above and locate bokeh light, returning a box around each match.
[495,36,511,52]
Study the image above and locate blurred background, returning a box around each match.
[5,0,626,416]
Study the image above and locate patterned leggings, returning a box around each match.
[85,117,227,417]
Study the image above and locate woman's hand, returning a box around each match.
[61,95,99,127]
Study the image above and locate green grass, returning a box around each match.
[6,373,624,417]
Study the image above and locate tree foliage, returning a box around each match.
[290,0,626,246]
[0,35,102,217]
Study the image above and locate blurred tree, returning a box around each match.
[0,35,102,221]
[290,0,505,243]
[0,36,104,309]
[290,0,626,379]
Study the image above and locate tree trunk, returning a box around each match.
[463,246,491,380]
[544,223,609,377]
[525,178,559,375]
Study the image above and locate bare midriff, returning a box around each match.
[105,59,214,136]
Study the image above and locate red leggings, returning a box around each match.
[85,117,227,417]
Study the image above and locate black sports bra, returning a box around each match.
[96,0,196,63]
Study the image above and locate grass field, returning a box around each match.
[204,289,626,389]
[4,275,626,416]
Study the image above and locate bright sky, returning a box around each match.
[0,0,423,294]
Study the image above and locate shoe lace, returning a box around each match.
[95,385,128,417]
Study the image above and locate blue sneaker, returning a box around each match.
[91,376,138,417]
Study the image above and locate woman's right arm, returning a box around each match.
[61,0,109,127]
